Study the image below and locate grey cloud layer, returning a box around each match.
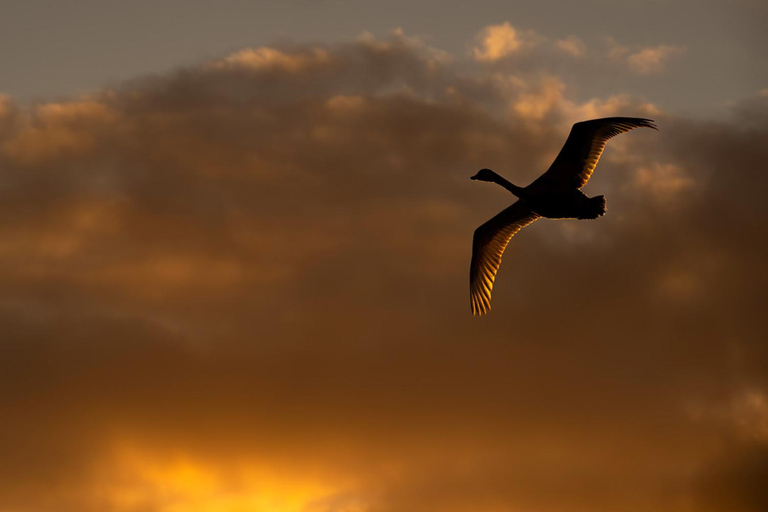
[1,33,767,512]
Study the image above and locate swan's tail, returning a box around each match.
[579,195,607,220]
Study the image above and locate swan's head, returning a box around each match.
[470,168,497,182]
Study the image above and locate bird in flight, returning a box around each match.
[469,117,657,316]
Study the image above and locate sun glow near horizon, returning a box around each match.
[91,445,355,512]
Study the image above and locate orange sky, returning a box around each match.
[1,18,767,512]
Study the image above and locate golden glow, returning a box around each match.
[473,22,527,61]
[94,445,352,512]
[2,100,118,165]
[214,47,331,72]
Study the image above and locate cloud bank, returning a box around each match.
[1,28,767,512]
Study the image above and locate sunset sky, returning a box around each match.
[1,2,767,511]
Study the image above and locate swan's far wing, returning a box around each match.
[529,117,657,191]
[470,201,539,316]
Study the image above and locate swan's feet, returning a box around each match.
[578,195,607,220]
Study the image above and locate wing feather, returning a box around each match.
[529,117,657,191]
[470,201,539,316]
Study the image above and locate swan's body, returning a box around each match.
[470,117,657,316]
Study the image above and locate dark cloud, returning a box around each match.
[0,33,766,511]
[695,443,768,512]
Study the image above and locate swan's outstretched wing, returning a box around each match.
[529,117,657,192]
[470,201,540,316]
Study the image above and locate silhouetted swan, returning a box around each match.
[470,117,657,316]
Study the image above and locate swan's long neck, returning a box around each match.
[490,173,526,198]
